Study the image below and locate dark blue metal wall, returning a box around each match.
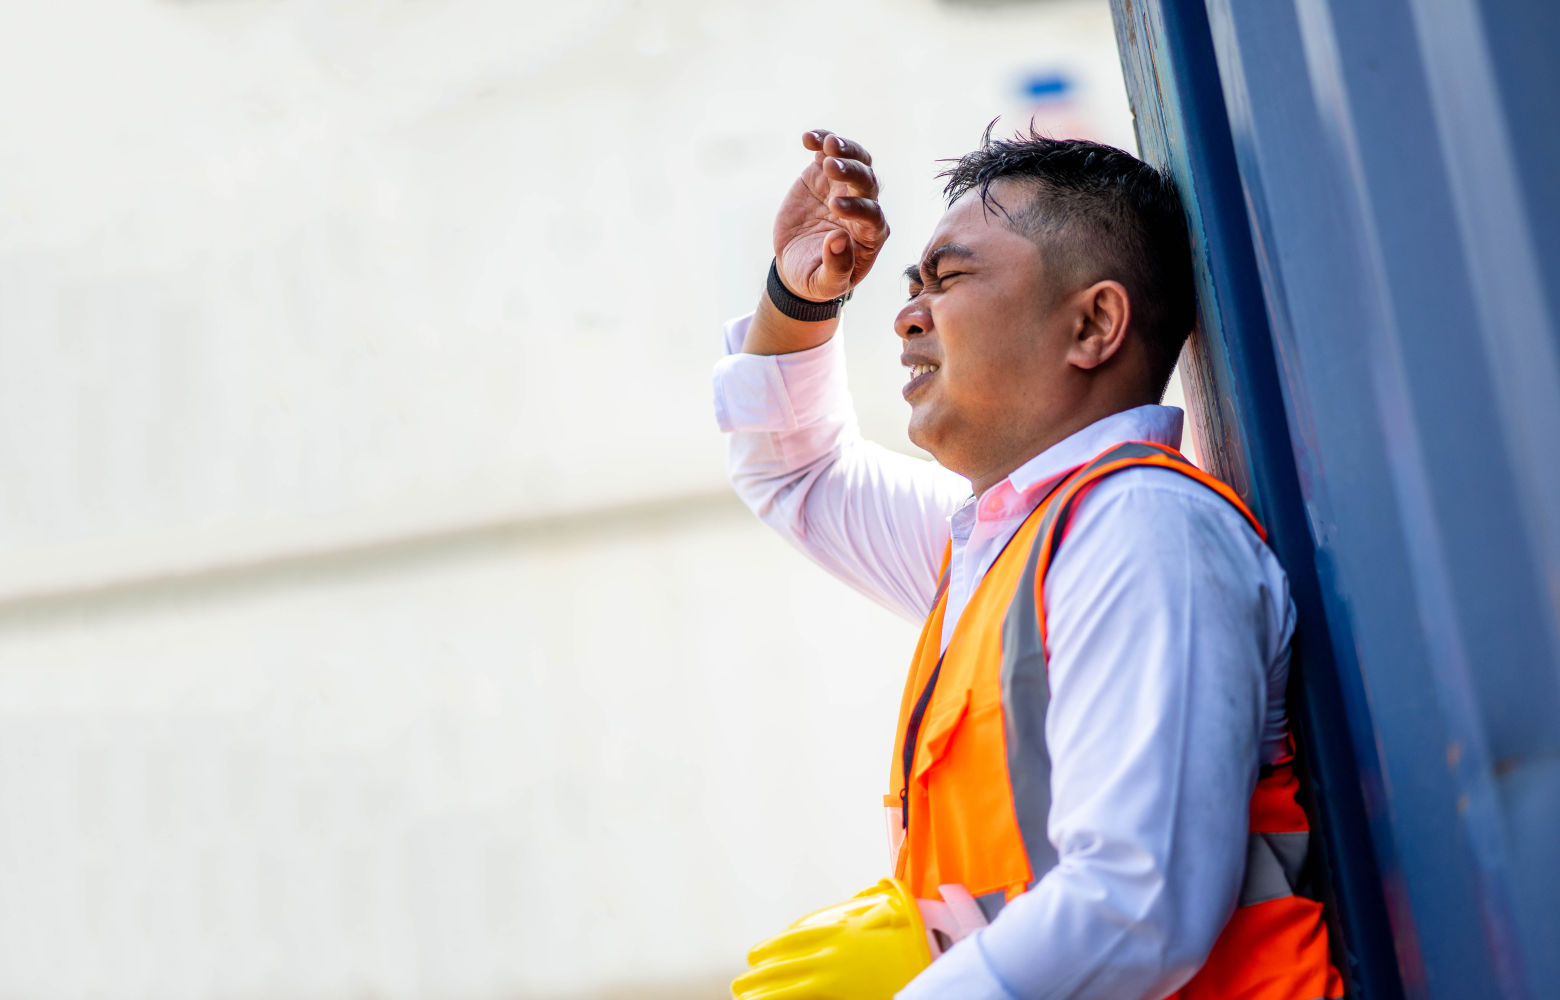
[1109,2,1560,998]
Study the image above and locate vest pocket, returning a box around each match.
[911,688,970,783]
[907,689,1025,897]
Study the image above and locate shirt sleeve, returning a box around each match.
[714,313,970,623]
[897,470,1286,1000]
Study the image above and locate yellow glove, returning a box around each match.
[731,879,933,1000]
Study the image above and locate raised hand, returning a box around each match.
[772,130,890,303]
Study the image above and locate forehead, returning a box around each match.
[921,182,1038,260]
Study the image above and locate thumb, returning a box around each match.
[820,231,854,287]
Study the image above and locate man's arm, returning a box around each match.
[899,471,1287,999]
[717,131,969,620]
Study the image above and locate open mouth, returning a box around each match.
[903,362,940,399]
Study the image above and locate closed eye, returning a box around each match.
[906,259,969,299]
[907,273,963,298]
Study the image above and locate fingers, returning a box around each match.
[830,196,888,247]
[801,129,873,166]
[822,155,879,199]
[783,129,888,290]
[801,129,881,215]
[731,956,825,1000]
[745,925,835,967]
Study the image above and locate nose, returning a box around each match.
[895,299,930,341]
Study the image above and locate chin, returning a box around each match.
[905,419,944,462]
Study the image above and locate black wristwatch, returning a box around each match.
[767,258,852,322]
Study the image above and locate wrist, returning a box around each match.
[742,294,839,355]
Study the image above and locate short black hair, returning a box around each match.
[938,123,1196,398]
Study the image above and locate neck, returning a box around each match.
[966,395,1155,496]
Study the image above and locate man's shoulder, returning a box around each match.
[1044,459,1292,635]
[1060,460,1271,555]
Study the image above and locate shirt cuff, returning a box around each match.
[895,933,1019,1000]
[713,313,852,433]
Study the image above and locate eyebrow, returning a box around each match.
[904,243,977,285]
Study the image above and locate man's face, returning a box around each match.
[896,182,1076,488]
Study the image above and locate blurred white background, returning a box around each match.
[0,1,1140,996]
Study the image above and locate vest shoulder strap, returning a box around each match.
[1025,441,1266,648]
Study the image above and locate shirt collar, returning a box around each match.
[972,405,1185,522]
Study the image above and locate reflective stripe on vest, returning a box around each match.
[889,441,1344,999]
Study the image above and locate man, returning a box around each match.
[714,127,1342,999]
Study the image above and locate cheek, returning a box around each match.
[988,326,1059,379]
[959,344,1027,393]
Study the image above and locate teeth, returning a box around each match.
[908,363,939,379]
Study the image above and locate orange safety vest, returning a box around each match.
[887,441,1344,1000]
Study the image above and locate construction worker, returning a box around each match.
[714,126,1344,999]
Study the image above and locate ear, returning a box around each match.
[1065,280,1131,371]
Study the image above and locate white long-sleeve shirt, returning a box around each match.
[714,315,1296,1000]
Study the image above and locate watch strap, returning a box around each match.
[767,258,851,322]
